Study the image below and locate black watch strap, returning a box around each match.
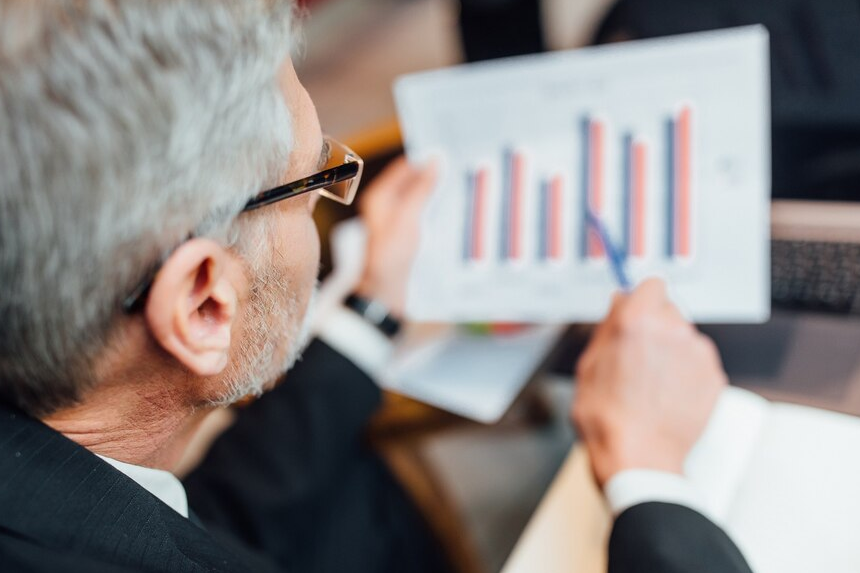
[344,293,402,338]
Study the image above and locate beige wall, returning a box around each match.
[300,0,617,142]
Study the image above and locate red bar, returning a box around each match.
[549,175,563,259]
[509,153,525,259]
[472,169,488,259]
[588,121,605,258]
[632,141,647,257]
[676,107,692,257]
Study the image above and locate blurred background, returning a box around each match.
[297,0,604,145]
[298,0,613,276]
[289,2,860,572]
[294,3,610,572]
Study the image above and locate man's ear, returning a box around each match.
[145,238,240,376]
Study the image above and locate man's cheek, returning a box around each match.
[307,218,321,267]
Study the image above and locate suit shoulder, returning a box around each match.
[0,530,139,573]
[610,502,753,573]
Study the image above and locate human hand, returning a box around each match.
[571,278,728,487]
[354,156,436,317]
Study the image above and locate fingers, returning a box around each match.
[628,277,668,309]
[360,156,437,219]
[364,156,413,194]
[588,279,691,357]
[358,157,412,216]
[362,157,435,200]
[575,346,597,383]
[400,159,437,214]
[602,278,665,323]
[406,159,438,199]
[620,278,691,328]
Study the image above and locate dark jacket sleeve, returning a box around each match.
[182,338,382,552]
[609,502,753,573]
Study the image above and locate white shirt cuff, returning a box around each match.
[315,305,394,379]
[605,470,709,518]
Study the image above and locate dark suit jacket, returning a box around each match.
[0,340,448,573]
[610,502,753,573]
[0,338,751,572]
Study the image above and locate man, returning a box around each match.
[0,1,751,572]
[0,1,447,571]
[572,280,754,572]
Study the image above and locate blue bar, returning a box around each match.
[580,117,591,260]
[463,171,476,262]
[665,118,676,258]
[538,180,549,260]
[622,133,633,261]
[499,149,513,260]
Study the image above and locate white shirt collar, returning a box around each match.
[97,454,189,518]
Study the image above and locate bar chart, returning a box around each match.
[397,26,770,323]
[462,106,695,267]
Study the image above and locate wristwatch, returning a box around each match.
[343,293,403,338]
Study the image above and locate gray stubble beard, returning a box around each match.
[207,272,318,408]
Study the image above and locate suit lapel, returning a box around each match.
[0,403,277,572]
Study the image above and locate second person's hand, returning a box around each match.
[354,156,437,318]
[571,278,728,487]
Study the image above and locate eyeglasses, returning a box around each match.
[122,136,364,313]
[244,136,364,210]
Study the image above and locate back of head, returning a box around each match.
[0,0,297,416]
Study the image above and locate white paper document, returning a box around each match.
[382,324,563,423]
[316,219,564,424]
[395,27,771,323]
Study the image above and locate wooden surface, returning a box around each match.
[369,385,557,573]
[501,446,609,573]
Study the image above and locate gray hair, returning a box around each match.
[0,0,298,416]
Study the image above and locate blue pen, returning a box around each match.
[585,210,632,292]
